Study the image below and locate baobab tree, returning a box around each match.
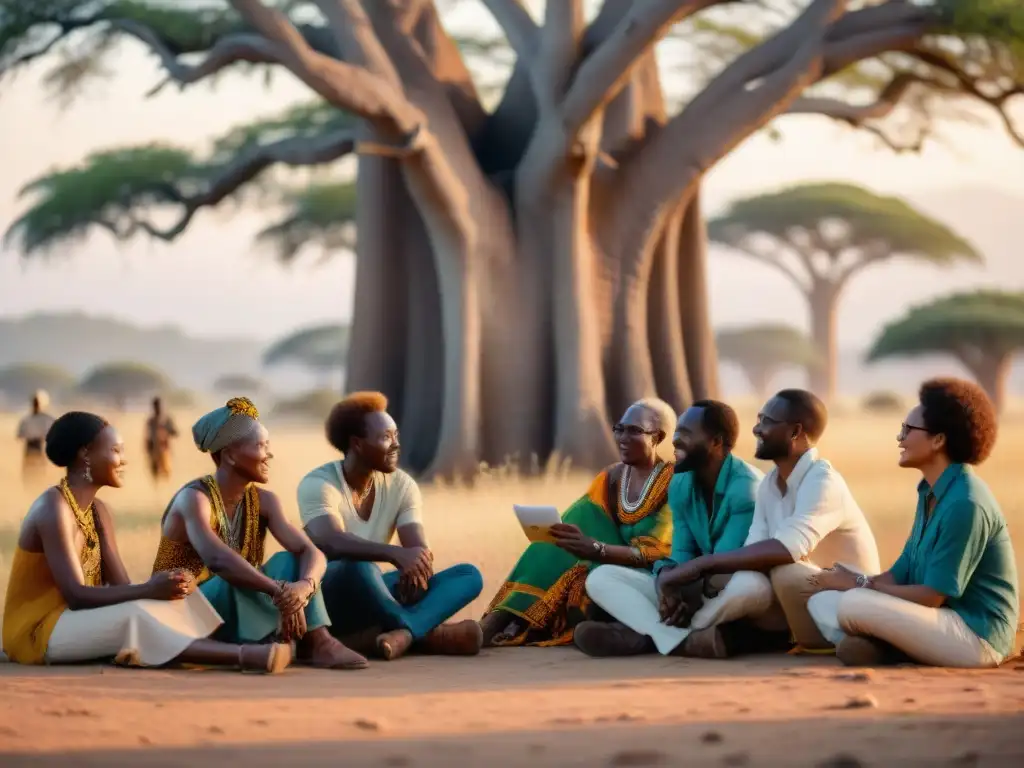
[1,2,1022,477]
[716,323,820,399]
[867,291,1024,413]
[709,182,980,402]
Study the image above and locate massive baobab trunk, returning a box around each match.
[648,202,693,411]
[678,186,720,401]
[329,0,844,476]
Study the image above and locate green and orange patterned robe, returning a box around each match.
[485,463,673,646]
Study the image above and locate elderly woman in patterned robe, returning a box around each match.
[151,397,368,670]
[480,399,677,647]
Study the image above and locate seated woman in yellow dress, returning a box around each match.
[480,399,677,647]
[2,411,290,673]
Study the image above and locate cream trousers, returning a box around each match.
[807,588,1002,668]
[46,591,222,666]
[586,561,832,655]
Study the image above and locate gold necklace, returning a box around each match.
[58,477,102,585]
[201,475,251,552]
[342,465,372,511]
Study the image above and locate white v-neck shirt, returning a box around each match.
[297,461,423,545]
[745,448,880,574]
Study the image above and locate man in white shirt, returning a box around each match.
[298,391,484,662]
[657,389,880,659]
[17,391,55,487]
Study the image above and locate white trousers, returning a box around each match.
[807,588,1002,668]
[46,591,222,666]
[585,565,774,655]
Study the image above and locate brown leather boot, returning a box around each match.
[417,620,484,656]
[675,625,729,659]
[837,636,911,667]
[376,629,414,661]
[574,621,655,657]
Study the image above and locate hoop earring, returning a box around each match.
[83,458,93,484]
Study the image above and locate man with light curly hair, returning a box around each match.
[298,391,485,662]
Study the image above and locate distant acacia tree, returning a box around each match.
[709,182,979,402]
[867,291,1024,413]
[78,362,171,410]
[213,373,265,397]
[271,388,340,422]
[263,323,349,387]
[716,323,820,399]
[0,363,76,404]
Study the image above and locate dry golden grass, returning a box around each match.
[2,405,1022,621]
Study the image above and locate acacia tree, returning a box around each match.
[78,361,172,409]
[867,291,1024,413]
[716,323,820,399]
[0,363,76,403]
[263,322,350,386]
[709,182,980,402]
[2,1,1022,477]
[213,373,264,395]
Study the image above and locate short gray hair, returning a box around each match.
[632,397,678,465]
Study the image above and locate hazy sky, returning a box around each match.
[2,10,1023,347]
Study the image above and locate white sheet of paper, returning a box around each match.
[513,504,562,544]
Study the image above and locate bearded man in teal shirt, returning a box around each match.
[578,400,762,657]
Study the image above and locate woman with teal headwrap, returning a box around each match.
[152,397,369,670]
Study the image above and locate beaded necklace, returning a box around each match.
[58,477,102,586]
[619,462,665,514]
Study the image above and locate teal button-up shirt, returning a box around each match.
[652,454,763,578]
[890,463,1019,659]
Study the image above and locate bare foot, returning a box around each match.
[297,627,369,670]
[376,629,414,661]
[241,642,292,674]
[418,620,484,656]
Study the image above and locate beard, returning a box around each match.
[674,444,710,474]
[754,436,788,462]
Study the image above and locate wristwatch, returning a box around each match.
[593,541,608,560]
[855,574,872,589]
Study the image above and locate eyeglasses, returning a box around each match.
[897,423,930,441]
[612,423,656,438]
[755,413,785,428]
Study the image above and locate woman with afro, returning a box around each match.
[807,378,1019,667]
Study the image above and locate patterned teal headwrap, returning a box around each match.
[192,397,261,454]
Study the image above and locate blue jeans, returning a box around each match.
[200,551,332,643]
[321,560,483,640]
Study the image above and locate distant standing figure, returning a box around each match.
[145,397,178,484]
[17,391,56,486]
